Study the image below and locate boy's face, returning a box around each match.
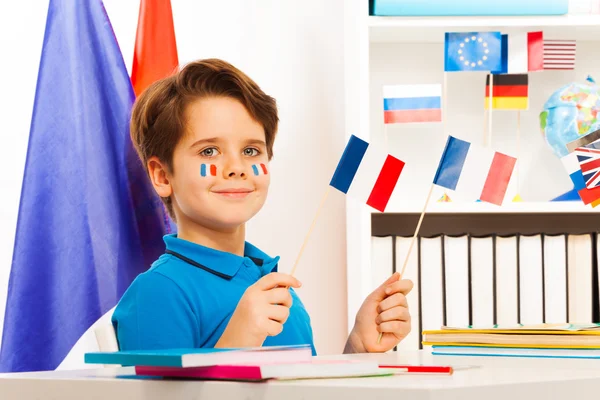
[168,96,270,232]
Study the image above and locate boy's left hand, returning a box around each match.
[346,272,413,353]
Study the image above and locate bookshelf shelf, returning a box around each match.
[369,14,600,42]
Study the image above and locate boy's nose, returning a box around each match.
[227,170,246,178]
[223,158,247,179]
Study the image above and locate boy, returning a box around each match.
[112,59,413,354]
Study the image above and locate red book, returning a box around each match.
[135,360,389,381]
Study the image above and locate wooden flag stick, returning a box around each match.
[384,124,389,149]
[516,110,521,194]
[399,183,434,277]
[483,109,488,146]
[289,187,331,278]
[377,183,435,344]
[486,74,494,147]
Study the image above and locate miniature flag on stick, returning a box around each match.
[497,32,543,74]
[330,135,405,212]
[484,74,528,110]
[560,152,600,206]
[444,32,502,72]
[576,146,600,189]
[289,134,405,279]
[332,135,406,345]
[543,40,576,70]
[383,84,442,124]
[562,132,600,206]
[433,135,516,205]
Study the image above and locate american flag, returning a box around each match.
[543,40,576,70]
[577,146,600,189]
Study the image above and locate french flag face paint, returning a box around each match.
[200,164,217,177]
[252,163,268,176]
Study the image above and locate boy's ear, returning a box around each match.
[147,156,172,198]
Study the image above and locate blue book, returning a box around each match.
[432,346,600,359]
[371,0,568,16]
[85,345,312,368]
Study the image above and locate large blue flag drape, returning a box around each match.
[0,0,169,372]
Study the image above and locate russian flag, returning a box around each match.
[383,84,442,124]
[330,135,405,212]
[433,136,516,206]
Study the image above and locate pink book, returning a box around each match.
[135,360,390,381]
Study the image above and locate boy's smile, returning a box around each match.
[211,187,255,200]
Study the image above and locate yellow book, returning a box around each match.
[423,324,600,349]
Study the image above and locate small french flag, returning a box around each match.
[252,164,268,176]
[433,136,516,205]
[200,164,217,177]
[330,135,405,212]
[497,31,544,74]
[383,84,442,124]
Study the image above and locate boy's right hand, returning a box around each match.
[215,272,301,348]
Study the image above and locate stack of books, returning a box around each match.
[85,345,393,381]
[423,323,600,358]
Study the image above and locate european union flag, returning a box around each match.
[444,32,503,72]
[0,0,169,372]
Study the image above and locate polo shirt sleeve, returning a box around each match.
[112,271,199,351]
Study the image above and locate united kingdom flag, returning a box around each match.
[577,146,600,189]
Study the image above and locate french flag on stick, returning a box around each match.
[433,135,516,205]
[383,84,442,124]
[497,31,544,74]
[330,135,405,212]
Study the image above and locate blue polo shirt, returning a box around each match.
[112,234,316,355]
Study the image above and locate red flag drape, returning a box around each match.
[131,0,179,96]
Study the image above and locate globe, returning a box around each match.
[540,76,600,158]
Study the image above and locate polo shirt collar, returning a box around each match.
[163,234,280,279]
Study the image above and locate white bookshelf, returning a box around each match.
[369,14,600,42]
[342,3,600,333]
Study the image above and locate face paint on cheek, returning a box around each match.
[252,163,268,176]
[200,164,217,177]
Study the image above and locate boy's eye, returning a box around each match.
[243,148,260,156]
[200,147,218,157]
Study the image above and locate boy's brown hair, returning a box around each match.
[130,58,279,219]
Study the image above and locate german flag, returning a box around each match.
[484,74,528,110]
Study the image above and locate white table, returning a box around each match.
[2,351,600,400]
